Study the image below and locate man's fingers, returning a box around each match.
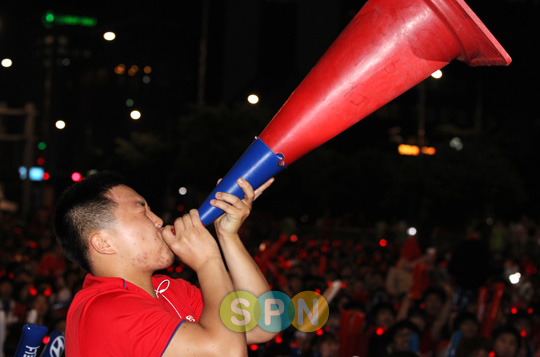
[187,209,202,226]
[181,209,199,228]
[236,178,255,205]
[173,216,186,232]
[254,177,274,201]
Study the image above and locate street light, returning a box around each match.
[55,120,66,129]
[103,32,116,41]
[247,94,259,104]
[431,69,443,79]
[1,58,12,68]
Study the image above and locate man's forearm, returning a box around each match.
[217,233,269,295]
[193,260,247,352]
[217,233,278,344]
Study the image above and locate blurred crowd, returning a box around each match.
[1,205,540,357]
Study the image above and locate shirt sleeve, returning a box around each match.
[78,290,182,356]
[174,278,204,320]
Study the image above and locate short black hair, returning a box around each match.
[385,319,420,341]
[370,301,396,318]
[53,171,125,272]
[452,311,479,331]
[422,286,447,303]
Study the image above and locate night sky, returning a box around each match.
[0,0,538,228]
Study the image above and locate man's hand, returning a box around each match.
[212,177,274,238]
[161,209,221,272]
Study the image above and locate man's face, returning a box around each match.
[106,185,174,272]
[460,319,479,338]
[424,294,443,317]
[493,332,518,357]
[392,328,414,352]
[375,309,395,328]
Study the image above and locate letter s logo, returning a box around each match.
[231,298,251,326]
[220,291,261,332]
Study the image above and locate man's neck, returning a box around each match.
[92,266,157,298]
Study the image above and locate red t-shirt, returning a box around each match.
[66,274,203,356]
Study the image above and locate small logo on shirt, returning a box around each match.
[186,315,196,322]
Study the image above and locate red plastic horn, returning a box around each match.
[259,0,511,165]
[198,0,510,225]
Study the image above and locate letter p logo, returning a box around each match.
[258,291,293,332]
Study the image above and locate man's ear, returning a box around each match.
[89,231,116,255]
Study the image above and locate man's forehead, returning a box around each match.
[107,184,145,203]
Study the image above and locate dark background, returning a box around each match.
[0,0,538,234]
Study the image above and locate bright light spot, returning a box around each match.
[449,137,463,151]
[407,227,417,236]
[431,69,443,79]
[29,167,44,181]
[103,32,116,41]
[71,172,82,182]
[379,239,387,247]
[247,94,259,104]
[178,187,187,195]
[115,64,126,75]
[421,146,436,155]
[18,167,27,179]
[130,110,141,120]
[1,58,13,68]
[128,65,139,76]
[55,120,66,129]
[398,144,420,156]
[509,272,521,285]
[143,66,152,74]
[44,12,55,24]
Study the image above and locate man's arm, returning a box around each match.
[211,178,279,344]
[161,209,247,356]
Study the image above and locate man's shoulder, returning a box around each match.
[67,276,183,356]
[70,275,153,316]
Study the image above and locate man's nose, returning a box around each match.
[148,210,164,227]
